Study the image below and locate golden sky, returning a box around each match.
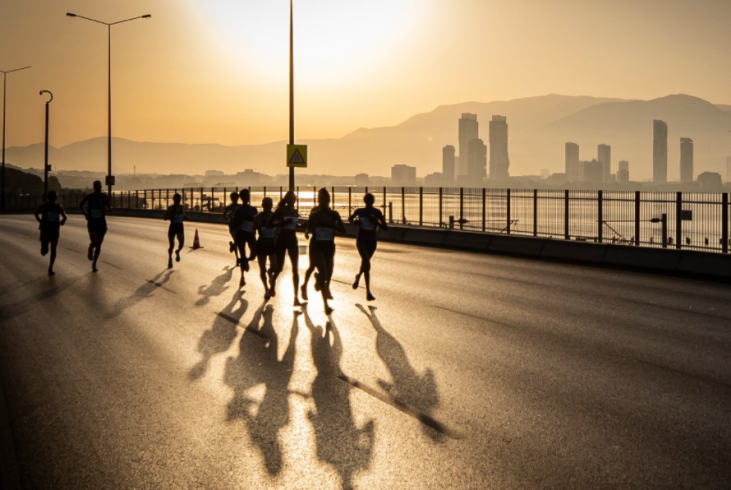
[2,0,731,148]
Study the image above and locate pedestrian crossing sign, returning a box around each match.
[287,144,308,168]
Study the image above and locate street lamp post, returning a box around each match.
[289,0,295,191]
[1,66,32,212]
[40,90,54,197]
[66,12,151,203]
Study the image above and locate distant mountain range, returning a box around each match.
[7,94,731,180]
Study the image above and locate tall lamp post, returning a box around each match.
[66,12,151,202]
[40,90,54,197]
[289,0,295,191]
[1,66,32,212]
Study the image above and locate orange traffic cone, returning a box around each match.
[191,229,203,249]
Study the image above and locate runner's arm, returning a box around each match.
[34,205,43,223]
[348,209,358,223]
[163,206,172,221]
[334,212,347,234]
[60,206,68,226]
[265,209,281,228]
[378,211,389,231]
[79,195,89,219]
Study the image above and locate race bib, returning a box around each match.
[283,217,298,230]
[315,228,334,241]
[360,217,375,231]
[91,209,104,219]
[239,220,253,232]
[46,212,60,223]
[261,228,277,239]
[173,214,184,223]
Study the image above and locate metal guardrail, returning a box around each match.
[5,186,730,254]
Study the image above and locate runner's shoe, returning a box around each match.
[367,293,376,302]
[48,268,55,276]
[175,250,181,262]
[168,257,173,269]
[352,274,360,290]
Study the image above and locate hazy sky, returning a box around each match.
[2,0,731,148]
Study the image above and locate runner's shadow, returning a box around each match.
[189,289,248,381]
[224,304,299,477]
[104,270,174,319]
[195,266,234,307]
[356,304,444,443]
[304,307,375,490]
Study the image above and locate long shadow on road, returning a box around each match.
[104,269,175,319]
[195,266,234,307]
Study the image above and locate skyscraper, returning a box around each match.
[468,138,487,181]
[653,120,668,183]
[565,142,580,182]
[598,144,611,182]
[727,156,731,183]
[489,115,510,180]
[391,165,417,186]
[458,114,478,177]
[442,145,456,183]
[680,138,694,183]
[582,159,603,183]
[618,160,629,184]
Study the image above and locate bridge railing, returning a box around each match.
[5,186,730,254]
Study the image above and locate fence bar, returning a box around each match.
[439,187,443,227]
[482,188,486,232]
[634,191,640,246]
[676,192,682,250]
[348,187,352,217]
[419,187,423,226]
[401,187,406,224]
[506,188,511,234]
[533,189,538,237]
[722,193,729,254]
[383,187,387,215]
[459,187,464,231]
[564,190,570,239]
[597,190,603,243]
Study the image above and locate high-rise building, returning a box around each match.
[680,138,694,183]
[458,114,478,177]
[468,138,487,181]
[727,156,731,183]
[565,142,580,182]
[489,115,510,180]
[582,159,603,183]
[391,165,417,186]
[618,160,629,185]
[598,144,611,182]
[442,145,456,183]
[653,120,668,183]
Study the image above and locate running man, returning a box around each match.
[164,193,187,268]
[267,191,303,307]
[253,197,278,300]
[306,188,346,314]
[300,201,321,301]
[34,190,68,276]
[349,193,388,301]
[223,191,241,266]
[232,189,257,288]
[79,180,111,272]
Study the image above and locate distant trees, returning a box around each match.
[4,167,61,195]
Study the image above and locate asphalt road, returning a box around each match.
[0,214,730,490]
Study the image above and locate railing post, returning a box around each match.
[439,187,443,227]
[722,193,729,254]
[482,188,486,232]
[136,190,139,209]
[564,189,570,240]
[332,186,335,209]
[676,192,682,250]
[348,187,352,217]
[506,188,511,234]
[533,189,538,237]
[296,186,300,211]
[263,186,266,199]
[165,189,169,209]
[280,186,283,200]
[383,186,387,216]
[401,186,406,224]
[597,190,603,243]
[459,187,464,230]
[634,191,640,246]
[662,213,668,248]
[419,187,423,226]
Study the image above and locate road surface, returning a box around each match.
[0,214,730,489]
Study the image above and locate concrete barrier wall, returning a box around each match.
[59,208,731,281]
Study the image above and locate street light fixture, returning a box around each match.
[66,12,151,202]
[1,65,32,212]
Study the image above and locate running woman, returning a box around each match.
[164,193,187,268]
[300,202,321,301]
[306,188,346,314]
[267,190,303,307]
[349,192,388,301]
[79,180,111,273]
[223,191,241,266]
[253,197,278,300]
[34,190,68,276]
[232,189,257,288]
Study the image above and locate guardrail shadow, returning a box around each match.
[304,307,375,490]
[356,304,444,443]
[189,289,248,381]
[223,303,298,477]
